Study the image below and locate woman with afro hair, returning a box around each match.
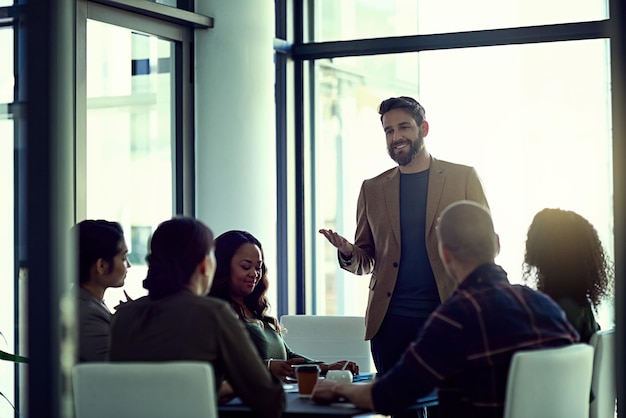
[523,208,614,342]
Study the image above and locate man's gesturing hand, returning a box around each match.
[318,229,354,259]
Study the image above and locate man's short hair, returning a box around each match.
[437,200,497,265]
[378,96,426,125]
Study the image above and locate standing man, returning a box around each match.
[319,96,488,374]
[313,201,579,417]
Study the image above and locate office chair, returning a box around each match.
[73,361,216,418]
[280,314,374,373]
[590,329,616,418]
[503,343,594,418]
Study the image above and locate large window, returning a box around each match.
[306,2,614,328]
[0,25,16,418]
[83,19,177,308]
[313,0,608,41]
[3,2,203,414]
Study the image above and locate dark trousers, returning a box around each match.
[370,314,438,418]
[370,313,428,374]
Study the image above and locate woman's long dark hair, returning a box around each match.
[209,230,280,330]
[143,216,214,299]
[522,208,613,308]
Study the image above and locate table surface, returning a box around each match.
[218,374,438,418]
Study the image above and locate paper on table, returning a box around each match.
[329,402,357,409]
[282,383,299,393]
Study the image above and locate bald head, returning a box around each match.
[437,201,498,279]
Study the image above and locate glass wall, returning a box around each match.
[7,1,197,413]
[0,25,16,418]
[310,5,614,328]
[84,20,176,309]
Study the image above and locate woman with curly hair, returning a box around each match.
[209,230,358,381]
[523,208,614,342]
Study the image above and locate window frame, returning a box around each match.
[276,1,623,320]
[76,0,201,219]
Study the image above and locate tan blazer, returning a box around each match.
[340,157,489,340]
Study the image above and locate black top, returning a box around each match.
[388,170,440,318]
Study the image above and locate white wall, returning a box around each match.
[194,1,279,305]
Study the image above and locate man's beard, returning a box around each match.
[387,130,424,166]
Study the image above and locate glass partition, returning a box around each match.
[312,39,614,329]
[0,26,15,418]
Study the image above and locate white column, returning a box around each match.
[194,1,277,271]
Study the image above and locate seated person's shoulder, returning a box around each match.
[512,285,574,316]
[554,296,582,312]
[112,295,147,316]
[195,295,240,317]
[512,284,552,302]
[201,295,233,310]
[116,293,228,312]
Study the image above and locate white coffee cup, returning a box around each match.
[325,369,353,383]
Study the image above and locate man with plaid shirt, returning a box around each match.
[313,201,579,417]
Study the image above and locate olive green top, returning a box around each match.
[244,319,315,362]
[556,297,600,343]
[109,291,285,418]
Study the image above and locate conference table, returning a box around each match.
[218,374,438,417]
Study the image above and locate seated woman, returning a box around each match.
[523,208,614,343]
[109,217,284,418]
[209,230,359,382]
[74,219,130,362]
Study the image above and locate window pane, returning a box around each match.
[86,20,175,309]
[0,118,15,418]
[314,0,608,41]
[153,0,190,10]
[313,39,614,329]
[0,28,13,103]
[0,26,15,418]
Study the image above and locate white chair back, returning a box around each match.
[280,315,373,373]
[590,329,616,418]
[504,343,594,418]
[72,361,216,418]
